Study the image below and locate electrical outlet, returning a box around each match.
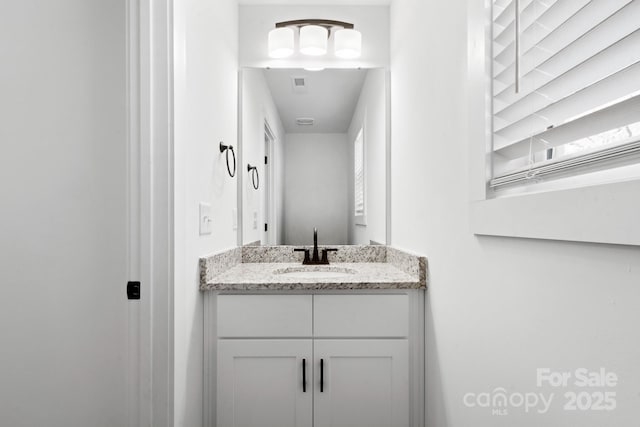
[199,203,213,235]
[253,211,257,230]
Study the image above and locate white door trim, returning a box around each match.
[237,70,245,247]
[126,1,142,425]
[263,120,276,245]
[127,0,174,426]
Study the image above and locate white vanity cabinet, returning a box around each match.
[218,339,313,427]
[211,293,420,427]
[314,339,408,427]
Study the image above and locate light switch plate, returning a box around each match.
[200,203,213,235]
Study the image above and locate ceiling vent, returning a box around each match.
[295,118,314,126]
[291,76,307,93]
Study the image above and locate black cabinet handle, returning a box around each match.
[302,358,307,392]
[320,358,324,392]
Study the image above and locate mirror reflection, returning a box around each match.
[240,68,388,246]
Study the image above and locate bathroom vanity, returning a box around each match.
[200,245,427,427]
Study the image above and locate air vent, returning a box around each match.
[291,76,307,93]
[295,118,314,126]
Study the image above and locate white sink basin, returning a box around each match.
[273,266,357,279]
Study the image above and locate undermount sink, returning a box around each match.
[273,266,358,279]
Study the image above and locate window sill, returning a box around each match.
[355,214,367,226]
[470,179,640,246]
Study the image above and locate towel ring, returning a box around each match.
[247,164,259,190]
[219,142,236,177]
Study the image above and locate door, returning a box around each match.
[218,340,313,427]
[314,340,409,427]
[0,2,133,426]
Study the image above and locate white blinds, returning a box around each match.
[354,128,365,216]
[490,0,640,188]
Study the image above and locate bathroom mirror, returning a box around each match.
[238,67,389,246]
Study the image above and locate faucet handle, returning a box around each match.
[321,248,338,263]
[294,248,310,264]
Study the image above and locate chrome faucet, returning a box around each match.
[294,228,337,265]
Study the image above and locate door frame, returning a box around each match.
[127,0,174,426]
[263,120,276,245]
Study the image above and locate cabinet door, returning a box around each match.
[218,340,312,427]
[314,340,409,427]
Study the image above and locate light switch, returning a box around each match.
[200,203,213,235]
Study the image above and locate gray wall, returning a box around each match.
[173,0,238,426]
[347,68,387,245]
[390,0,640,426]
[284,133,349,245]
[240,69,286,245]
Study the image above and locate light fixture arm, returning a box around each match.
[275,19,354,30]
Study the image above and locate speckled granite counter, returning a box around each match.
[199,245,427,291]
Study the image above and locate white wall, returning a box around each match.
[241,69,286,245]
[347,68,387,245]
[0,2,128,426]
[284,133,349,245]
[240,5,389,69]
[173,0,238,426]
[390,1,640,426]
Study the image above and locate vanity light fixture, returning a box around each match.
[299,25,328,56]
[268,19,362,59]
[334,28,362,59]
[268,27,294,58]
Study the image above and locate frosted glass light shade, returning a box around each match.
[268,27,294,58]
[299,25,328,56]
[334,29,362,59]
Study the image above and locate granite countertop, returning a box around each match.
[200,245,427,291]
[204,262,420,291]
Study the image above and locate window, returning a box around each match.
[468,0,640,246]
[354,127,365,222]
[490,0,640,192]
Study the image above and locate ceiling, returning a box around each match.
[263,68,367,133]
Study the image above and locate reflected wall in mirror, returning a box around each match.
[240,68,388,246]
